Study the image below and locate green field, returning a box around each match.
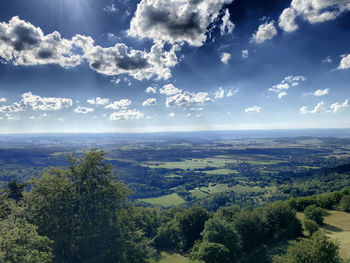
[202,168,238,175]
[190,183,268,198]
[139,193,185,207]
[141,158,239,169]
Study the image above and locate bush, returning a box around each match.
[303,219,319,236]
[304,205,325,225]
[190,242,230,263]
[339,195,350,212]
[273,231,343,263]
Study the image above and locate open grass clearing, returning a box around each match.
[139,193,185,207]
[157,252,189,263]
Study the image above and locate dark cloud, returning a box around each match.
[116,56,149,70]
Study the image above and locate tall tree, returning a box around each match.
[25,149,152,263]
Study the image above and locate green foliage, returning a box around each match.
[262,201,302,238]
[304,205,325,225]
[190,242,230,263]
[0,217,53,263]
[339,195,350,212]
[303,219,319,236]
[200,218,241,261]
[273,231,343,263]
[233,209,267,252]
[176,206,210,251]
[6,179,26,202]
[24,149,152,263]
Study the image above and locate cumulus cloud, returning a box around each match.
[220,52,231,64]
[168,112,175,117]
[338,54,350,70]
[269,75,306,98]
[128,0,234,46]
[84,41,179,80]
[279,0,350,32]
[250,21,277,44]
[105,99,132,110]
[109,109,144,120]
[159,84,182,96]
[220,9,235,35]
[241,49,249,59]
[0,97,6,103]
[142,98,156,106]
[0,16,82,67]
[73,106,94,114]
[87,97,110,105]
[0,92,72,112]
[279,7,298,32]
[300,100,349,114]
[0,17,179,80]
[145,86,157,94]
[313,88,329,96]
[330,100,350,112]
[166,91,213,108]
[244,105,261,113]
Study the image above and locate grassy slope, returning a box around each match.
[322,210,350,259]
[298,210,350,260]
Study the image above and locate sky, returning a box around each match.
[0,0,349,133]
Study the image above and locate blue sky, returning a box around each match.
[0,0,349,133]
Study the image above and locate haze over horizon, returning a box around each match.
[0,0,350,133]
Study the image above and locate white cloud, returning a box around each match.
[166,91,213,108]
[168,112,175,117]
[128,0,234,46]
[58,117,65,122]
[241,49,249,59]
[29,116,35,119]
[226,89,238,97]
[245,106,261,113]
[73,106,94,114]
[0,16,82,67]
[300,100,349,114]
[279,0,350,32]
[105,99,132,110]
[330,100,349,112]
[159,84,182,96]
[314,88,329,96]
[278,91,288,99]
[0,98,6,103]
[142,98,156,106]
[0,92,72,112]
[103,3,117,13]
[195,113,202,118]
[0,17,179,80]
[322,56,333,64]
[6,114,20,120]
[250,21,277,44]
[338,54,350,70]
[145,86,156,94]
[87,97,110,105]
[84,41,179,80]
[220,9,235,35]
[269,75,306,98]
[278,7,299,32]
[215,87,225,99]
[220,52,231,64]
[109,109,144,120]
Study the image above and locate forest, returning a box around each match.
[1,148,350,263]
